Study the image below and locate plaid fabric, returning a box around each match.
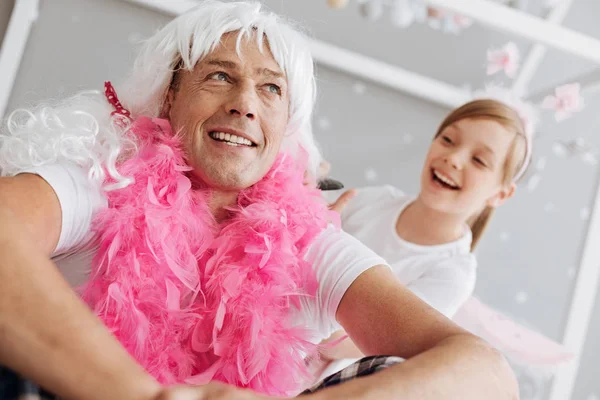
[0,368,58,400]
[0,356,401,399]
[301,355,403,394]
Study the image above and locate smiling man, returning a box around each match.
[164,33,291,201]
[0,2,518,400]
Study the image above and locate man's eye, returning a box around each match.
[209,72,229,81]
[267,84,281,95]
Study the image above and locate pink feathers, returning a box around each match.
[80,117,333,396]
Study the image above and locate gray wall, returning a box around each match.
[4,0,168,106]
[2,0,600,399]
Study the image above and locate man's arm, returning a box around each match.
[312,266,518,400]
[0,174,162,400]
[321,257,476,361]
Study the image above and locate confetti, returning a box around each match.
[317,117,331,130]
[535,157,546,171]
[352,82,366,94]
[526,173,541,193]
[364,168,378,182]
[515,291,529,304]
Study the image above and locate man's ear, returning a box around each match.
[159,87,175,119]
[486,182,516,208]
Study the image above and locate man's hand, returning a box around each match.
[328,189,357,214]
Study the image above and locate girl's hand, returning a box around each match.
[328,189,357,214]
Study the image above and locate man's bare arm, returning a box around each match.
[309,266,518,400]
[0,175,162,400]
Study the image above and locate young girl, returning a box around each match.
[319,98,531,373]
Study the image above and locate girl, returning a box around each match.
[319,98,531,372]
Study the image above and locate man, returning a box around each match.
[0,1,518,399]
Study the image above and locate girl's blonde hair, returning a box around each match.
[434,99,529,251]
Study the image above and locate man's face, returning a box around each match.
[164,32,290,191]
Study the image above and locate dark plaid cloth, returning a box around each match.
[301,355,403,394]
[0,368,58,400]
[0,356,401,399]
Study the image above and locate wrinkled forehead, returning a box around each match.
[199,30,286,77]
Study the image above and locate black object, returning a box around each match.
[317,178,344,191]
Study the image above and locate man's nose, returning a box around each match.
[227,83,258,120]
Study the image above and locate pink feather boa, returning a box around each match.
[80,117,333,396]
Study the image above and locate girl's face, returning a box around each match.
[419,118,516,218]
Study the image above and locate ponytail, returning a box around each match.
[469,206,495,251]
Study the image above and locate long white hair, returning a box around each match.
[0,1,322,188]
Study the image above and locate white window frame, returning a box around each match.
[0,0,39,118]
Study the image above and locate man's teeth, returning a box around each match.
[433,170,459,188]
[210,132,253,146]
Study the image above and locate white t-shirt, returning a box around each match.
[22,164,389,345]
[325,185,477,319]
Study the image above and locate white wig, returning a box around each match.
[0,1,322,187]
